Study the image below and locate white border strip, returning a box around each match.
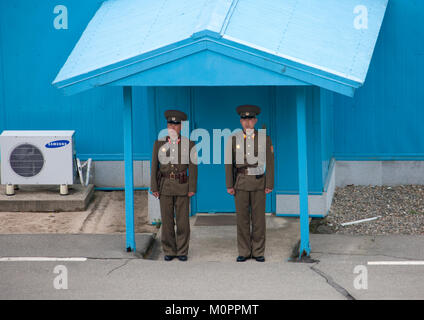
[367,261,424,266]
[0,257,87,262]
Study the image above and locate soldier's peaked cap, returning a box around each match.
[164,109,187,124]
[236,105,261,118]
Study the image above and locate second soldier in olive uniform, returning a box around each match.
[150,110,197,261]
[225,105,274,262]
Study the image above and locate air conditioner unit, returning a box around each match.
[0,130,76,195]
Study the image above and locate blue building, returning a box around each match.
[1,0,423,251]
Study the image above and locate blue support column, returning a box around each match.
[123,86,136,251]
[296,87,311,257]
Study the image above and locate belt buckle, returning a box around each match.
[169,172,176,180]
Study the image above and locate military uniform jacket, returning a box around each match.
[151,136,197,196]
[225,129,274,191]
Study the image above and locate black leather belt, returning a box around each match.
[163,171,187,181]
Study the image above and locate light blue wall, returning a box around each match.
[1,0,423,197]
[274,86,323,194]
[0,0,328,195]
[333,0,424,160]
[0,0,151,160]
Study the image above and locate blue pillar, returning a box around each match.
[296,87,311,257]
[123,86,136,251]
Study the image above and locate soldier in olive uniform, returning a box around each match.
[150,110,197,261]
[225,105,274,262]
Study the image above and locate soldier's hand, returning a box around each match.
[265,188,273,194]
[227,188,235,195]
[152,191,160,198]
[188,192,195,197]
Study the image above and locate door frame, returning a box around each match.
[190,86,278,215]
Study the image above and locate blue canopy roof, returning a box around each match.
[52,0,388,97]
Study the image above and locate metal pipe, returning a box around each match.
[85,158,92,186]
[123,86,136,252]
[296,87,311,258]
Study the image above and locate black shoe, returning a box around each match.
[236,256,249,262]
[177,255,188,261]
[164,255,175,261]
[253,256,265,262]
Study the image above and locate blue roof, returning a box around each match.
[52,0,388,96]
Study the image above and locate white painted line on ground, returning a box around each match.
[0,257,87,262]
[367,261,424,266]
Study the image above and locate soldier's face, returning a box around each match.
[240,117,257,131]
[167,123,181,138]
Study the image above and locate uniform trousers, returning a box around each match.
[234,189,266,257]
[159,194,190,256]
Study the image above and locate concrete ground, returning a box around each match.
[0,225,423,299]
[0,189,157,234]
[309,234,424,300]
[151,214,300,262]
[0,189,423,299]
[0,233,154,259]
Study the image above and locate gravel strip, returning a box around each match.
[311,185,424,235]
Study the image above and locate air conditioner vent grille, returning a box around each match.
[9,143,44,177]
